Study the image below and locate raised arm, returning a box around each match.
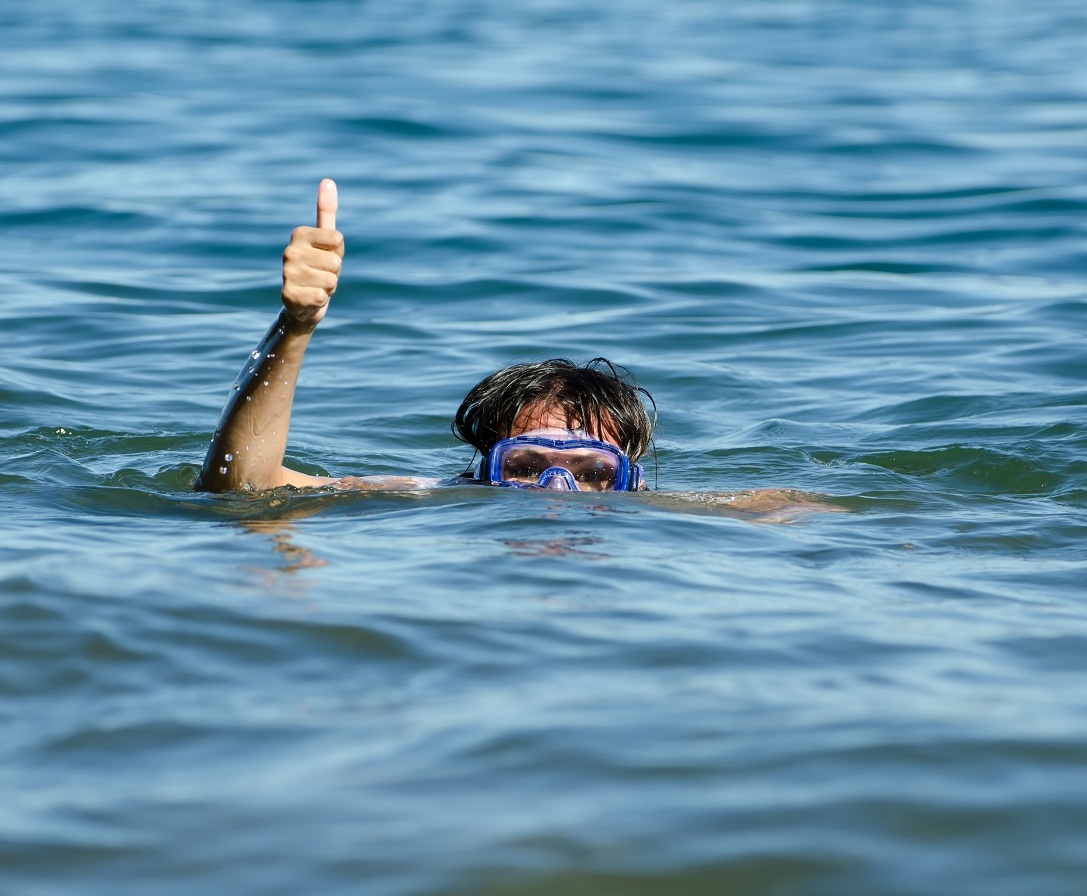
[196,179,344,492]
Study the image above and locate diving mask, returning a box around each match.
[482,431,643,492]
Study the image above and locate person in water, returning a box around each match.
[196,179,655,494]
[196,180,832,516]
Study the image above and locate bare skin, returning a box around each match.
[197,181,626,493]
[197,181,840,518]
[197,179,351,492]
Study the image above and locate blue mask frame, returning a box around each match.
[481,433,643,492]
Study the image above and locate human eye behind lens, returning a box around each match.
[503,449,548,481]
[574,463,615,490]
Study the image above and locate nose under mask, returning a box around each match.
[536,467,579,491]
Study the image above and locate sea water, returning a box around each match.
[2,1,1087,893]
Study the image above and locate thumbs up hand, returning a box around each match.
[281,179,344,330]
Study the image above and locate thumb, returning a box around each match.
[316,178,338,230]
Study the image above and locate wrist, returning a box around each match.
[278,307,321,337]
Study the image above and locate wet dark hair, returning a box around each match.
[452,358,657,463]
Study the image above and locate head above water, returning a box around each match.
[452,358,657,463]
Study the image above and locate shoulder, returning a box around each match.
[326,475,453,491]
[642,488,847,522]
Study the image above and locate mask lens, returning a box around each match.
[499,446,553,485]
[492,438,626,491]
[557,449,620,491]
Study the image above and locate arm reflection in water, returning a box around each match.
[242,520,328,584]
[196,179,841,519]
[503,535,606,558]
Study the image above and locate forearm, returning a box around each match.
[196,311,315,492]
[197,179,342,493]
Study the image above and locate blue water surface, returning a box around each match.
[2,1,1087,894]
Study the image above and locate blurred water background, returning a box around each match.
[2,1,1087,893]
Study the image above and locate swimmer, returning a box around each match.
[195,179,653,495]
[196,180,835,517]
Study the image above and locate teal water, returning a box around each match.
[3,1,1087,893]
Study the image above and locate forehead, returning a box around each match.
[511,404,620,447]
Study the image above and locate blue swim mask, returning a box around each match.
[482,431,643,492]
